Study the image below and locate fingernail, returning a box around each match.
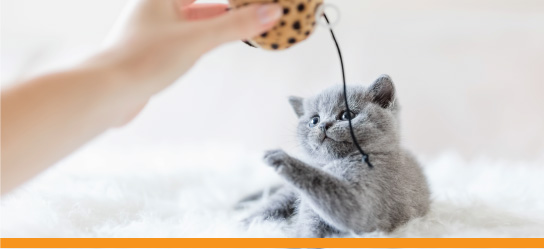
[257,4,282,25]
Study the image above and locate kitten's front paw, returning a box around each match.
[263,149,290,172]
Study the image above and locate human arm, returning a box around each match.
[1,0,282,195]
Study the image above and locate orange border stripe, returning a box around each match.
[1,238,544,248]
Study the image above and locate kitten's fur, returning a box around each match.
[243,75,430,237]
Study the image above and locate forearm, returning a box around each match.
[1,60,144,195]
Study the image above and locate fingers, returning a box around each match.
[197,4,282,46]
[181,3,228,21]
[176,0,196,8]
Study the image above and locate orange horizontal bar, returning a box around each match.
[1,238,544,248]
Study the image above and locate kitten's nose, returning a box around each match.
[319,122,333,132]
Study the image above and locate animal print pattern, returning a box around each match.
[229,0,323,50]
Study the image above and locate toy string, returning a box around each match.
[323,13,373,168]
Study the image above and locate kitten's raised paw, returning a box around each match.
[263,149,290,171]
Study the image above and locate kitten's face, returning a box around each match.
[290,75,400,160]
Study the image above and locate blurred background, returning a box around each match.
[2,0,544,161]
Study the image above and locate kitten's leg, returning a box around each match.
[235,185,283,210]
[295,202,341,238]
[264,149,368,233]
[242,186,297,224]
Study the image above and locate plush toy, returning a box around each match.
[229,0,324,50]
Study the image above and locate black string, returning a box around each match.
[323,14,373,168]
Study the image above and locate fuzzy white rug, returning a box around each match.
[2,143,544,238]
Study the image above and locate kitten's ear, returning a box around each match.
[288,96,305,117]
[368,74,396,108]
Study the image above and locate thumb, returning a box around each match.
[199,4,282,46]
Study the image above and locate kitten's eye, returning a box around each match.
[339,111,356,121]
[308,116,320,127]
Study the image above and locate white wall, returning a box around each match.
[2,0,544,160]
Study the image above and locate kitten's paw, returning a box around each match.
[263,149,290,171]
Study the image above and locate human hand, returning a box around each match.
[94,0,282,98]
[88,0,281,126]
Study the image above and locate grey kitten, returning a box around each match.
[243,75,430,238]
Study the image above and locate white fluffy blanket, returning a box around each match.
[2,143,544,238]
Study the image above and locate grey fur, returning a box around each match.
[243,75,430,237]
[288,96,305,118]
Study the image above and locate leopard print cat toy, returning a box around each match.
[229,0,324,50]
